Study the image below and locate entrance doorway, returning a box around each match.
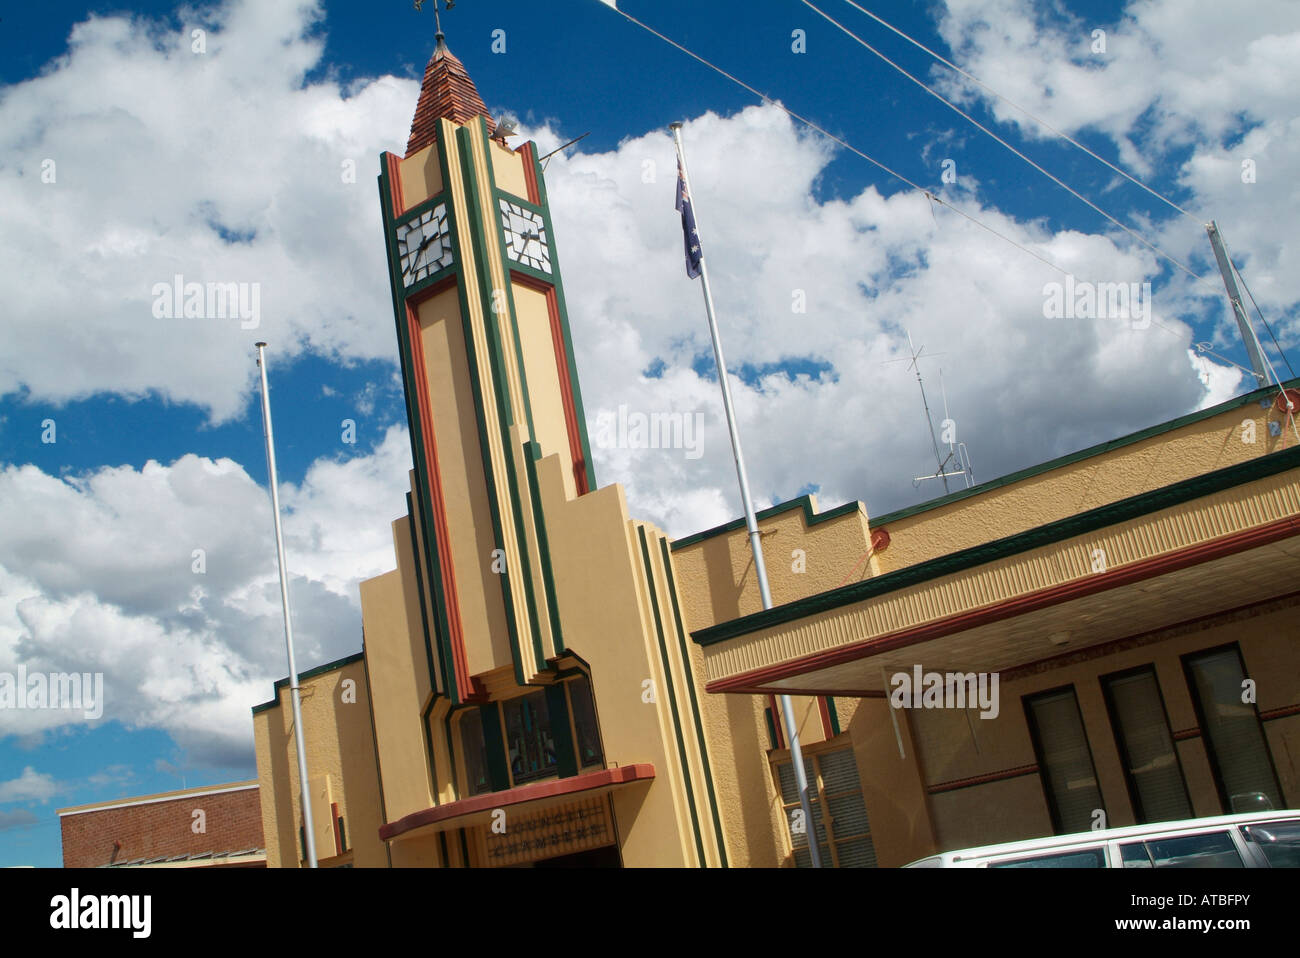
[531,845,622,868]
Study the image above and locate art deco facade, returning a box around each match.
[251,35,1300,868]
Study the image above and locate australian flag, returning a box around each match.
[676,161,702,279]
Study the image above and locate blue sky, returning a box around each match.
[2,0,1298,866]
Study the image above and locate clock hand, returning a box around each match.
[411,230,442,271]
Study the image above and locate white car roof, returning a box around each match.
[917,810,1300,865]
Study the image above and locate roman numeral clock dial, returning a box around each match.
[499,199,552,274]
[396,203,453,288]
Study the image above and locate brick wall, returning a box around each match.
[61,786,264,868]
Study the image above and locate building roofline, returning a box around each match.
[250,650,366,715]
[670,497,864,552]
[869,375,1300,528]
[670,376,1300,553]
[692,441,1300,647]
[57,781,258,817]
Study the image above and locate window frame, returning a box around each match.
[452,673,605,797]
[1099,663,1193,824]
[1023,683,1107,835]
[1180,643,1285,814]
[771,737,876,868]
[1115,827,1248,869]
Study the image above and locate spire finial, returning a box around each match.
[405,0,493,156]
[413,0,454,42]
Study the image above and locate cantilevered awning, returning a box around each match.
[693,447,1300,696]
[379,764,654,841]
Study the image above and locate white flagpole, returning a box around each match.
[255,342,318,869]
[670,123,823,868]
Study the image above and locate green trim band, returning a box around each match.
[694,443,1300,646]
[671,497,863,552]
[251,651,366,714]
[671,378,1300,554]
[870,376,1300,528]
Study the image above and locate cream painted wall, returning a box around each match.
[875,400,1291,574]
[252,660,387,868]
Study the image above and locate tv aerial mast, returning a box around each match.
[885,331,974,494]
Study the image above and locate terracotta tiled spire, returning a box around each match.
[406,33,495,156]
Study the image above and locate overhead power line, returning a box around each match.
[831,0,1295,371]
[594,0,1070,277]
[593,0,1291,384]
[834,0,1201,224]
[802,0,1219,296]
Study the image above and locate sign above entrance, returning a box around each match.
[482,796,614,867]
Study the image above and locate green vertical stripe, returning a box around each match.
[658,536,728,867]
[456,123,546,681]
[637,526,707,866]
[764,707,780,751]
[826,696,841,737]
[528,145,597,493]
[545,683,578,778]
[524,442,566,654]
[480,703,511,792]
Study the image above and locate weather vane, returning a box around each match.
[413,0,455,37]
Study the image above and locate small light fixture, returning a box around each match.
[1048,631,1071,647]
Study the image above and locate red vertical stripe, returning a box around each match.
[511,272,588,496]
[387,153,472,700]
[768,695,784,749]
[519,141,541,206]
[817,696,833,740]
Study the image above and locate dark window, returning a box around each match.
[502,690,559,785]
[989,848,1106,868]
[1101,666,1192,823]
[459,708,492,796]
[775,747,877,868]
[1183,645,1284,813]
[1120,830,1244,868]
[1242,819,1300,867]
[566,675,604,769]
[1024,686,1105,834]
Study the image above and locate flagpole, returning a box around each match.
[670,123,823,868]
[255,342,318,869]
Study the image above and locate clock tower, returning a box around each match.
[355,27,728,868]
[377,31,595,702]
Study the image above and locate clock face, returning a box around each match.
[396,203,453,288]
[499,199,552,274]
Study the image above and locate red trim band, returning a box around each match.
[706,514,1300,695]
[379,764,655,841]
[927,764,1040,795]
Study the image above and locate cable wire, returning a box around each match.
[1234,266,1296,378]
[594,0,1278,383]
[596,1,1071,277]
[802,0,1221,296]
[835,0,1201,223]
